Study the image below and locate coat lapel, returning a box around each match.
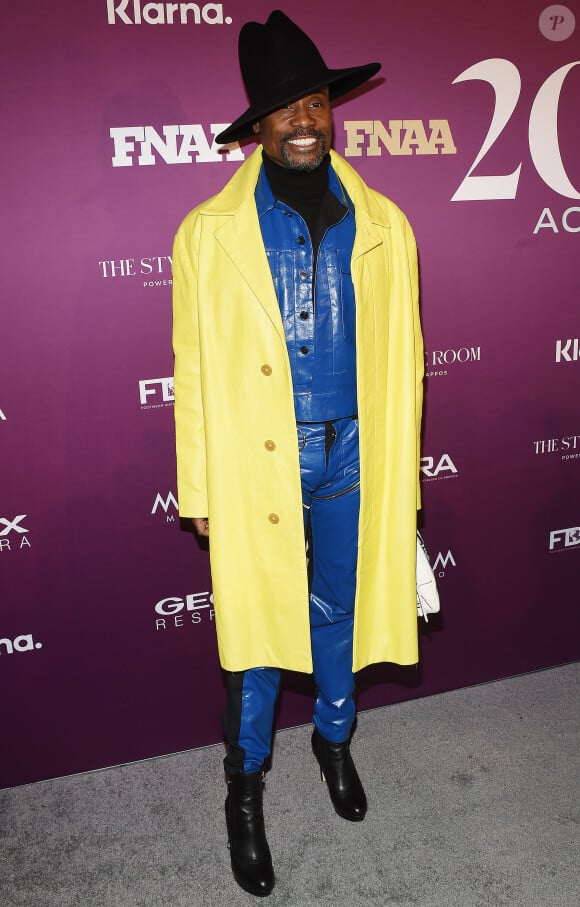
[351,216,385,262]
[329,150,389,263]
[206,149,286,343]
[206,146,387,339]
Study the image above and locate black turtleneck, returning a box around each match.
[262,152,347,262]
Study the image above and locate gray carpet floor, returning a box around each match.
[1,663,578,907]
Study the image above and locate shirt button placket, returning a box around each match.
[296,236,313,351]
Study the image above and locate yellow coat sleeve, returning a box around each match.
[172,216,208,518]
[404,217,424,511]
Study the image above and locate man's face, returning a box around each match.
[253,88,332,171]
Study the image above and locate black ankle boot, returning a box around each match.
[311,728,367,821]
[225,771,275,897]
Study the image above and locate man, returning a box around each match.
[172,10,424,897]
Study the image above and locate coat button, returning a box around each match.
[300,271,308,280]
[261,364,272,375]
[264,439,276,451]
[300,346,309,355]
[268,512,280,524]
[297,235,306,245]
[299,311,309,319]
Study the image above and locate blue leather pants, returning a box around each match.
[223,416,360,775]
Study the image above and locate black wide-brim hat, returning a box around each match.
[215,10,381,145]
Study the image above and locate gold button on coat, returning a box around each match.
[261,364,272,375]
[268,512,280,524]
[264,440,276,451]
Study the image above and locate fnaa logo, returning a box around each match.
[110,125,244,167]
[344,120,456,157]
[139,378,174,408]
[420,455,458,482]
[555,339,579,362]
[549,527,580,551]
[106,1,232,25]
[0,634,43,655]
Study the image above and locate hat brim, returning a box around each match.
[215,62,380,145]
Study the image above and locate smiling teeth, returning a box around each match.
[289,137,317,147]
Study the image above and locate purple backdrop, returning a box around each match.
[2,0,579,788]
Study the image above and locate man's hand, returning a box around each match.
[193,517,209,538]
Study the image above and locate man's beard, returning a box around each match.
[279,129,328,171]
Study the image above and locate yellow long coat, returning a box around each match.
[172,147,424,674]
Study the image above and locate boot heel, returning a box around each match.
[225,771,275,896]
[311,728,367,821]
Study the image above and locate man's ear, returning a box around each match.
[252,122,260,134]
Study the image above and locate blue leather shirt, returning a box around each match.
[255,165,358,422]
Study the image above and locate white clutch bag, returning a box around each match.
[416,531,440,621]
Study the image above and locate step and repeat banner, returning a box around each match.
[2,0,579,787]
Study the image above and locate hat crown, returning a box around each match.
[239,11,329,111]
[214,10,380,145]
